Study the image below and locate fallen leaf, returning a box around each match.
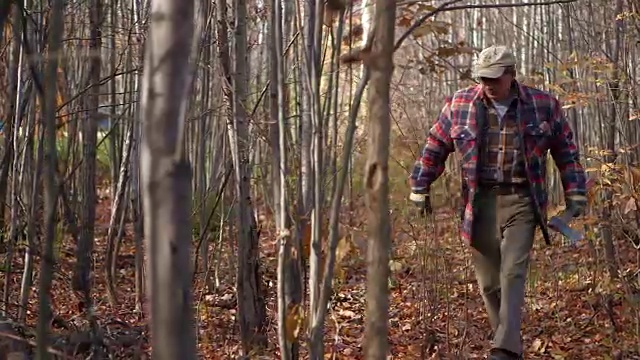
[623,197,637,214]
[285,303,304,343]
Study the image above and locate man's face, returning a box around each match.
[480,69,513,100]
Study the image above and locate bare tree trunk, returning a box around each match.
[600,0,623,280]
[36,0,64,357]
[0,0,12,44]
[270,0,292,357]
[298,0,314,323]
[105,121,133,306]
[0,0,22,249]
[308,63,371,360]
[73,0,102,329]
[363,0,395,358]
[3,2,24,317]
[139,0,197,357]
[271,0,302,357]
[229,0,268,352]
[130,0,146,314]
[195,0,212,284]
[308,0,324,325]
[561,4,580,146]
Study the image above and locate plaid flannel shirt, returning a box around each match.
[409,82,587,244]
[478,94,528,183]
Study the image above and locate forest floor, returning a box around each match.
[3,188,640,359]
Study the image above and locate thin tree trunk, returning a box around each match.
[362,0,395,357]
[3,3,25,317]
[229,0,268,352]
[73,1,101,336]
[272,0,301,357]
[139,0,197,357]
[130,0,145,314]
[0,0,22,248]
[36,0,64,357]
[601,0,624,280]
[0,0,12,43]
[308,68,371,360]
[308,0,324,325]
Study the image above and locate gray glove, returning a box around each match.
[409,192,433,216]
[566,195,588,217]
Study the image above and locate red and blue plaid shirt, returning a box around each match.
[409,82,587,244]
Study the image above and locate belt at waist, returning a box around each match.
[477,181,530,195]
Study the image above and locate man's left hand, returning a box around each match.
[566,195,587,217]
[409,192,433,216]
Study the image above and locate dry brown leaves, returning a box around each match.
[3,189,639,359]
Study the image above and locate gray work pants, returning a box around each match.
[471,186,537,356]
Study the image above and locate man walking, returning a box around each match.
[408,45,587,359]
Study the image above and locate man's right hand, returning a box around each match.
[409,192,433,216]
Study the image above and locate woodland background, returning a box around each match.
[0,0,639,359]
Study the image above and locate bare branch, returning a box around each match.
[394,0,580,51]
[394,0,463,52]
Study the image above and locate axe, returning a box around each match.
[546,177,595,245]
[547,207,583,245]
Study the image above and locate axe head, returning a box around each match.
[547,206,583,245]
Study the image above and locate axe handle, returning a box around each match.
[529,199,551,245]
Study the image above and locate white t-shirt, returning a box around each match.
[492,94,515,122]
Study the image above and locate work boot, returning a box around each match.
[488,348,522,360]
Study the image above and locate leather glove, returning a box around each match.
[565,195,587,217]
[409,192,433,216]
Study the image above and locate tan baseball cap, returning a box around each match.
[472,45,517,78]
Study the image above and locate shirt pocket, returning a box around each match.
[450,125,477,163]
[521,122,551,155]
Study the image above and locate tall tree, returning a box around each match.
[73,0,102,318]
[227,0,268,352]
[363,0,395,357]
[37,0,63,357]
[138,0,197,358]
[0,0,12,44]
[270,0,300,357]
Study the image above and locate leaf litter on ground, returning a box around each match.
[2,194,640,359]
